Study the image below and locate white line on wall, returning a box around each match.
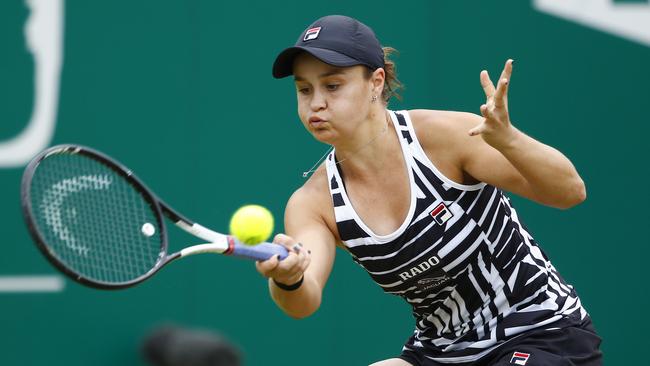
[534,0,650,47]
[0,275,65,293]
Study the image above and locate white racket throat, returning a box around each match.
[175,221,225,242]
[180,243,229,257]
[175,221,230,257]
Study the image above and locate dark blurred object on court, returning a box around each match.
[141,325,242,366]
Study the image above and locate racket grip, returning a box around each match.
[230,242,289,261]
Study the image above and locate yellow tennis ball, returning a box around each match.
[229,205,274,245]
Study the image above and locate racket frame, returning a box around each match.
[21,144,287,290]
[21,145,174,289]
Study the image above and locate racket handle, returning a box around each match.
[229,242,289,261]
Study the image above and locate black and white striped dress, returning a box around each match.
[325,110,587,363]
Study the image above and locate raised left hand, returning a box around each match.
[468,59,517,148]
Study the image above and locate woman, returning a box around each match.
[257,15,602,366]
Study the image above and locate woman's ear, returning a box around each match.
[371,67,386,96]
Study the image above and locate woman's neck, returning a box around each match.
[333,107,401,179]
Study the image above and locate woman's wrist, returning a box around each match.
[489,125,523,152]
[272,275,304,291]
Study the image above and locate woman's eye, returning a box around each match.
[298,87,310,94]
[326,84,339,91]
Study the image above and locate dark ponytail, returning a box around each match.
[365,47,403,104]
[380,47,402,103]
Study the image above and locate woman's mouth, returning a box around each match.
[309,117,326,128]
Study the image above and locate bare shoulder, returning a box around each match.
[406,109,487,185]
[287,165,330,212]
[285,165,340,241]
[407,109,482,149]
[408,108,479,123]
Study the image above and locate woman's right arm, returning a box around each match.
[255,186,337,319]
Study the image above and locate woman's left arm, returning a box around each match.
[463,59,586,209]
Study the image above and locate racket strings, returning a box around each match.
[30,152,163,284]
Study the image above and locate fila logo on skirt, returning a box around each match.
[510,352,530,365]
[430,202,453,225]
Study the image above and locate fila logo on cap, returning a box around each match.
[430,203,453,225]
[303,27,321,41]
[510,352,530,365]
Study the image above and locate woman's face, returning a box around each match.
[293,53,379,145]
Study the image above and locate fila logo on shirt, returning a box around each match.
[430,202,453,225]
[303,27,321,41]
[510,352,530,365]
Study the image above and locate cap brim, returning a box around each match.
[272,46,361,79]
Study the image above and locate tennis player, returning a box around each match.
[257,15,602,366]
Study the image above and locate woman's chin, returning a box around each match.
[310,129,337,144]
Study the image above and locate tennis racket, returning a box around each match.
[20,144,289,290]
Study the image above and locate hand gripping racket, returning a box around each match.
[20,144,289,289]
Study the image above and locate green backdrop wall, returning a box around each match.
[1,1,648,365]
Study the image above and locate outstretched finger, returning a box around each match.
[494,77,509,106]
[498,59,514,84]
[468,119,487,136]
[479,104,489,118]
[480,70,495,98]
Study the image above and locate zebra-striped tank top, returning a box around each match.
[325,110,587,363]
